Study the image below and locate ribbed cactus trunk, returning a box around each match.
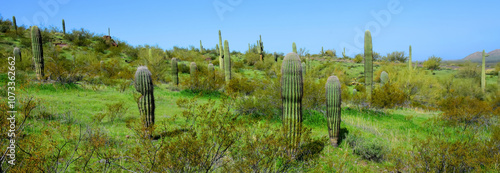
[171,58,178,85]
[326,76,341,147]
[199,40,203,53]
[12,16,17,34]
[218,30,224,70]
[380,71,389,85]
[224,40,231,83]
[31,26,44,80]
[62,19,66,35]
[364,30,373,103]
[134,66,155,131]
[13,47,21,62]
[292,42,297,54]
[281,52,303,154]
[409,45,412,71]
[481,50,488,92]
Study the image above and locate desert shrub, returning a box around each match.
[456,60,480,78]
[439,95,493,128]
[382,51,407,63]
[233,76,281,119]
[353,54,363,63]
[225,76,257,96]
[95,101,128,124]
[243,52,260,66]
[345,133,387,162]
[182,67,224,95]
[423,55,442,70]
[372,83,407,108]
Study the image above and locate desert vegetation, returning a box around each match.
[0,16,499,172]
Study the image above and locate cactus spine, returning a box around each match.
[12,16,17,33]
[171,58,178,85]
[62,19,66,34]
[31,26,44,80]
[258,35,264,61]
[218,30,224,70]
[409,45,412,71]
[224,40,231,83]
[364,30,373,102]
[281,52,303,153]
[134,66,155,129]
[380,71,389,85]
[326,76,341,147]
[13,47,21,62]
[292,42,297,54]
[199,40,203,53]
[481,50,489,92]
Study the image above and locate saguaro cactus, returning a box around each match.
[31,26,44,80]
[108,27,110,36]
[481,50,489,92]
[281,52,303,153]
[62,19,66,34]
[292,42,297,54]
[258,35,264,61]
[171,58,179,85]
[224,40,231,83]
[134,66,155,129]
[364,30,373,102]
[409,45,412,71]
[342,48,346,58]
[321,47,324,56]
[199,40,203,53]
[13,47,21,62]
[190,62,197,77]
[380,71,389,85]
[12,16,17,33]
[326,76,341,147]
[218,30,224,70]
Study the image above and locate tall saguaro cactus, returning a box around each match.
[199,40,203,53]
[171,58,179,85]
[342,48,346,58]
[13,47,21,62]
[258,35,264,61]
[281,52,303,153]
[409,45,412,71]
[224,40,231,83]
[31,26,44,80]
[62,19,66,34]
[218,30,224,70]
[12,16,17,33]
[108,27,110,36]
[364,30,373,102]
[481,50,489,92]
[134,66,155,129]
[326,76,341,147]
[292,42,297,54]
[321,47,324,56]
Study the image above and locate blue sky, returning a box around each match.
[1,0,499,61]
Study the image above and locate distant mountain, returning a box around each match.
[462,49,500,63]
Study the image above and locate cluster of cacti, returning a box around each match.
[62,19,66,34]
[12,16,17,33]
[224,40,231,83]
[190,62,197,77]
[325,76,341,147]
[292,42,297,54]
[31,26,44,80]
[171,58,178,85]
[134,66,155,129]
[13,47,21,62]
[481,50,489,92]
[281,52,303,153]
[364,30,373,102]
[199,40,203,53]
[257,35,264,61]
[380,71,389,85]
[218,30,224,70]
[408,45,412,71]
